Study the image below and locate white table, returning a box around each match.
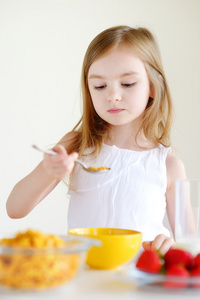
[0,267,200,300]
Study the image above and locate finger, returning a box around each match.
[50,154,78,175]
[159,238,175,256]
[70,152,79,160]
[142,241,152,250]
[52,145,67,156]
[151,234,166,252]
[44,146,67,163]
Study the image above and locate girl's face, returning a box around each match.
[88,46,152,129]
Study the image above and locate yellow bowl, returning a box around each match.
[68,228,142,270]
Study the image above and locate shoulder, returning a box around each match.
[166,152,186,187]
[57,131,79,148]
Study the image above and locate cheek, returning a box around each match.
[88,86,98,103]
[134,83,150,102]
[92,100,104,114]
[90,92,103,113]
[128,88,150,111]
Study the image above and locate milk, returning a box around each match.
[176,239,200,255]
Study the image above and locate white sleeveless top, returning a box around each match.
[67,144,171,241]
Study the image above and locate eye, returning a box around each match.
[122,83,135,88]
[94,85,106,90]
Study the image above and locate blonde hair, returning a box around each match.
[66,25,173,157]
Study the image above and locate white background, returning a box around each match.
[0,0,200,235]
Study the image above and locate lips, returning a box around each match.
[107,108,125,114]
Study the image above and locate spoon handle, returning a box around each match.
[32,144,57,156]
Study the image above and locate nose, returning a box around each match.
[107,97,122,103]
[107,86,122,102]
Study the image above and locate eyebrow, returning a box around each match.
[88,72,139,79]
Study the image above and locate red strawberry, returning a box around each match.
[193,253,200,269]
[164,264,189,289]
[190,268,200,288]
[136,249,161,273]
[164,248,194,269]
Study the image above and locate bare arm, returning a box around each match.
[6,162,60,218]
[6,132,78,219]
[165,152,187,237]
[142,152,187,255]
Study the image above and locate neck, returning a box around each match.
[105,125,153,151]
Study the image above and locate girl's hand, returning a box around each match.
[42,145,78,180]
[142,234,175,255]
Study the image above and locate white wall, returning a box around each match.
[0,0,200,235]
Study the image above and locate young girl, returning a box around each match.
[6,25,186,255]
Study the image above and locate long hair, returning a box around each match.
[66,25,173,157]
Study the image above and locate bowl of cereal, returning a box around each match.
[0,229,100,290]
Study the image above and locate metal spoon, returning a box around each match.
[32,144,110,174]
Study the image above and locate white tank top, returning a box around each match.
[67,144,171,241]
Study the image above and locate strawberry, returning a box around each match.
[190,268,200,288]
[193,253,200,269]
[164,248,194,269]
[164,264,189,289]
[136,249,161,273]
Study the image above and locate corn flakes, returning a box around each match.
[0,230,81,290]
[89,166,109,171]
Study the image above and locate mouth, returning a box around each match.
[107,108,125,114]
